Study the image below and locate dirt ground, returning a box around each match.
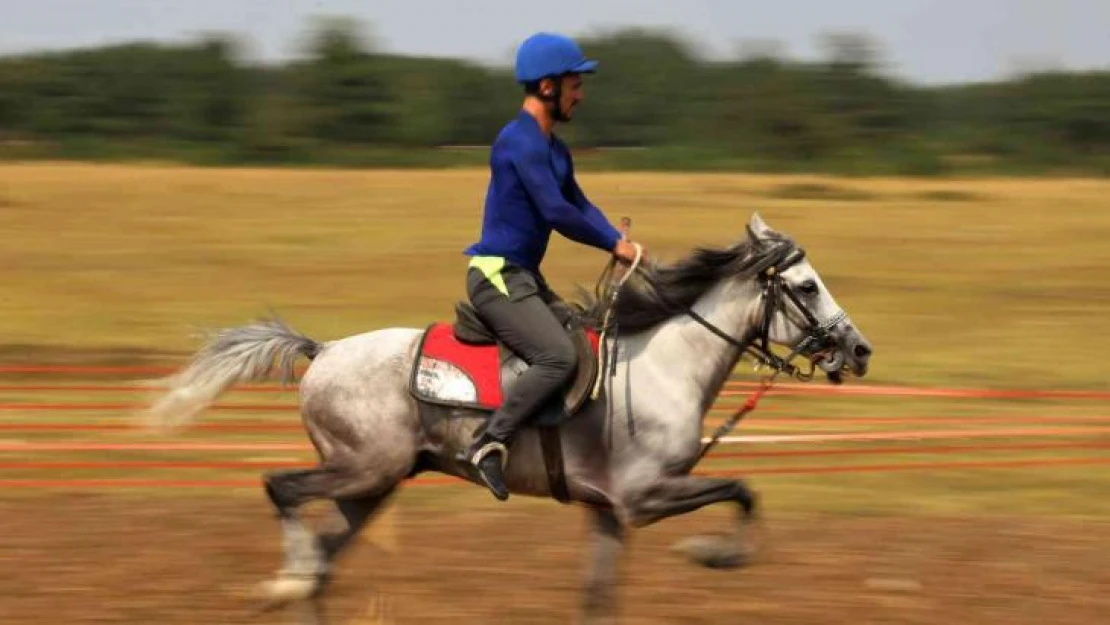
[0,495,1106,624]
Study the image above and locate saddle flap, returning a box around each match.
[560,321,600,417]
[411,323,503,410]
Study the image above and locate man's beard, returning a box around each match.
[552,102,574,122]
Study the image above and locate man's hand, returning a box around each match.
[612,240,644,265]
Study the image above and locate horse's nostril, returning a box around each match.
[854,343,872,359]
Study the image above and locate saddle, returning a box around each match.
[452,300,600,414]
[408,300,603,504]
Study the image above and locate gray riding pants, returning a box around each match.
[466,262,576,443]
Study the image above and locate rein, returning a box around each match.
[590,218,642,400]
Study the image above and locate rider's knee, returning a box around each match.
[539,337,577,380]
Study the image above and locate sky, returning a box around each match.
[3,0,1109,84]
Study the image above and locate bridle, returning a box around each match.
[686,239,849,463]
[686,241,848,382]
[589,234,852,464]
[593,237,848,385]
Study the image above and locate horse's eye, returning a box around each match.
[799,280,819,295]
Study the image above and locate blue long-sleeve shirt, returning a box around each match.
[463,110,622,275]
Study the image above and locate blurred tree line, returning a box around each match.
[1,17,1107,175]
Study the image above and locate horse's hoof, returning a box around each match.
[672,534,753,569]
[254,576,319,610]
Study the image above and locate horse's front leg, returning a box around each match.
[579,505,625,625]
[624,475,760,569]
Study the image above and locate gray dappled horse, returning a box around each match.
[142,213,872,623]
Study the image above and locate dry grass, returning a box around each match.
[4,162,1109,390]
[1,160,1108,518]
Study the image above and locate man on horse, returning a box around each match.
[459,32,643,501]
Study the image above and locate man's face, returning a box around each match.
[541,74,584,121]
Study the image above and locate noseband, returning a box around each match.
[686,243,846,381]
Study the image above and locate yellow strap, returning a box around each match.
[468,256,509,297]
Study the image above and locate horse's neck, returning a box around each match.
[634,278,761,419]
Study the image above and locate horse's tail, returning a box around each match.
[139,316,321,430]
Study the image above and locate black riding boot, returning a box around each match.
[461,431,510,501]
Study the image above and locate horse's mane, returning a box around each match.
[573,230,796,333]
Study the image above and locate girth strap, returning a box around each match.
[538,425,570,504]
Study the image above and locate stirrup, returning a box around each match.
[464,439,510,501]
[470,440,508,470]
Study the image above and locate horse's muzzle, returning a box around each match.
[817,327,871,383]
[843,333,872,378]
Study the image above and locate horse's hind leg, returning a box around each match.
[319,491,396,564]
[259,464,399,611]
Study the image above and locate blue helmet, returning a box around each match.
[514,32,598,83]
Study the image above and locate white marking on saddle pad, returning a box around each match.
[414,358,479,404]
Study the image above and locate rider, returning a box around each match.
[459,32,642,500]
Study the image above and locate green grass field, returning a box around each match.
[2,163,1108,517]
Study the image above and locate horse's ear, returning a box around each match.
[747,212,773,241]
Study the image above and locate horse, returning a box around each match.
[141,212,872,624]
